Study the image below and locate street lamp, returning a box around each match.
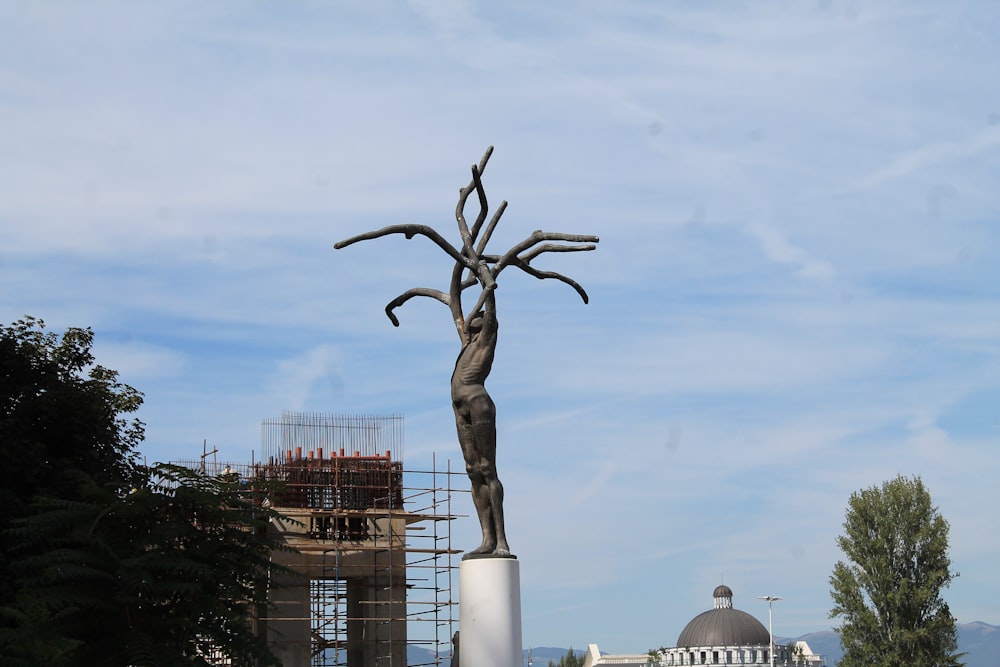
[758,595,782,667]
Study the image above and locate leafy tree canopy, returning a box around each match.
[1,317,293,666]
[829,475,962,667]
[2,316,144,607]
[1,316,144,507]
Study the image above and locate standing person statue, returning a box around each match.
[452,287,506,557]
[336,147,598,558]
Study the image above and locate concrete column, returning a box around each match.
[459,558,523,667]
[267,570,312,666]
[373,570,408,666]
[347,577,368,667]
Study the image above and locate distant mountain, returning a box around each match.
[523,646,587,665]
[407,644,442,665]
[786,622,999,667]
[956,622,1000,667]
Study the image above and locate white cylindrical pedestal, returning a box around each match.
[459,557,523,667]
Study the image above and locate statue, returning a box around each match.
[335,147,598,558]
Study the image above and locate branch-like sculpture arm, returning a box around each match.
[519,242,599,264]
[452,147,504,340]
[335,224,477,272]
[506,259,592,303]
[475,201,506,256]
[495,231,600,271]
[490,231,597,286]
[456,148,496,255]
[384,288,451,327]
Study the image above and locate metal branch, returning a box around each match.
[502,257,593,303]
[519,242,599,264]
[383,288,451,327]
[336,148,599,341]
[495,231,600,275]
[475,146,494,178]
[469,164,490,242]
[455,147,495,257]
[334,224,475,271]
[455,183,476,255]
[455,162,499,304]
[459,274,483,291]
[475,201,507,257]
[449,262,467,341]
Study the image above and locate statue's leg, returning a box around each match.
[473,421,510,556]
[489,477,509,556]
[460,423,496,556]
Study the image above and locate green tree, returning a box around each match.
[0,317,293,665]
[6,465,290,666]
[548,646,585,667]
[2,316,144,608]
[829,475,962,667]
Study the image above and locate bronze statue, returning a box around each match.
[335,147,598,558]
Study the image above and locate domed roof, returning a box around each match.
[676,587,770,648]
[713,584,733,598]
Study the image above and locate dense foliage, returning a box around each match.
[5,465,288,666]
[2,317,144,607]
[829,475,962,667]
[1,317,292,666]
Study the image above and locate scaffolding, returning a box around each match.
[178,412,461,666]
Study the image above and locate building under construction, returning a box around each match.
[183,412,460,666]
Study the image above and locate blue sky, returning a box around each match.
[2,0,998,654]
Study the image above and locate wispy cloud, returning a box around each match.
[745,221,836,280]
[856,125,1000,190]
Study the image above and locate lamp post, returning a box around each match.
[758,595,781,667]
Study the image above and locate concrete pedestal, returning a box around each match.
[459,557,523,667]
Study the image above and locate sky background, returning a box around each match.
[2,0,999,656]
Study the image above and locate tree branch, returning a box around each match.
[494,231,599,276]
[455,147,495,257]
[334,224,476,271]
[519,242,599,264]
[475,201,507,257]
[383,288,451,327]
[335,148,600,343]
[501,257,593,303]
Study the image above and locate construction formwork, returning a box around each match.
[182,412,461,667]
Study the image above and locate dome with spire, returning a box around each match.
[584,583,826,666]
[676,586,770,648]
[713,584,733,599]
